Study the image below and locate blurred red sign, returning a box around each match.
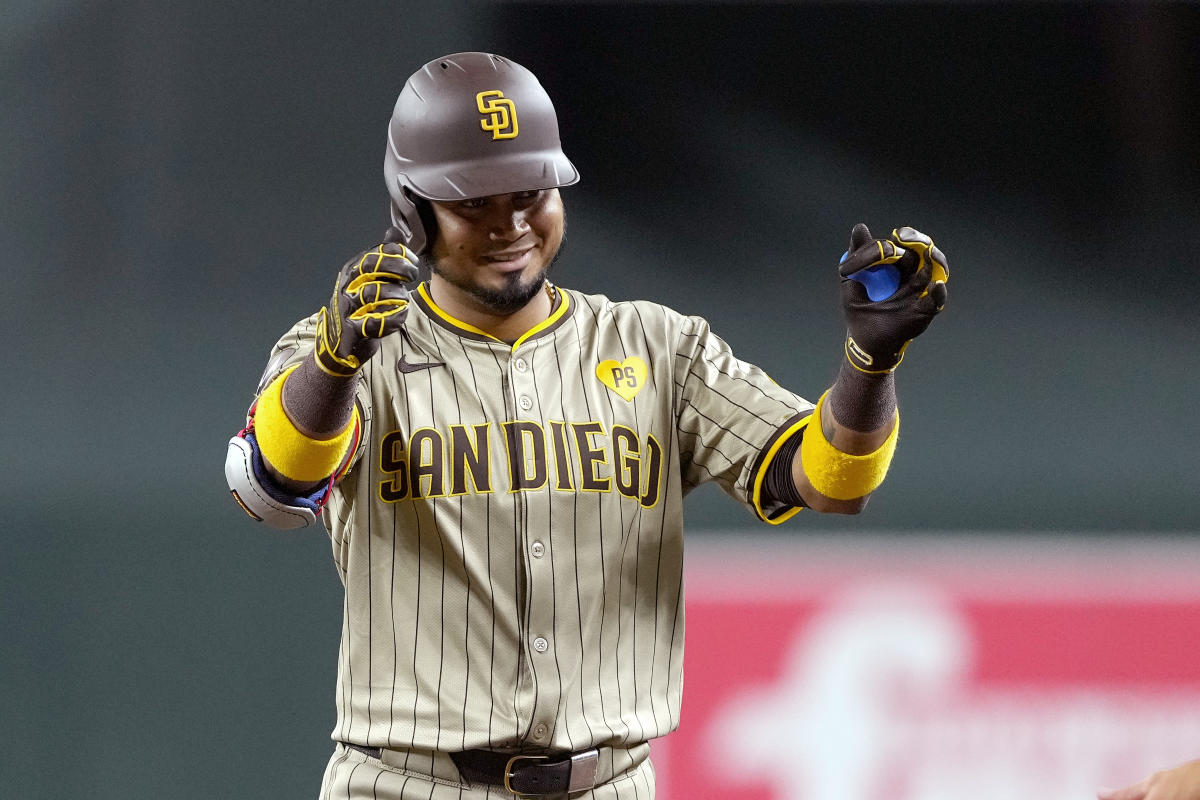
[652,536,1200,800]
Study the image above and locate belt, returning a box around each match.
[341,743,601,795]
[450,748,600,795]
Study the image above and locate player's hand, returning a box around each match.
[313,227,419,377]
[1100,761,1200,800]
[838,223,949,373]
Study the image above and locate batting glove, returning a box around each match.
[314,228,419,377]
[838,223,949,373]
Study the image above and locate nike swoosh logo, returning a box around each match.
[397,355,446,374]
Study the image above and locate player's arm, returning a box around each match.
[225,230,417,526]
[258,231,418,494]
[784,224,948,514]
[1099,760,1200,800]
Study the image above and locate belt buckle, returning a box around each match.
[567,749,600,793]
[503,753,547,796]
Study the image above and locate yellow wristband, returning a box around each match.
[254,364,359,484]
[800,391,899,500]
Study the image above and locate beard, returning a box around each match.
[431,235,565,315]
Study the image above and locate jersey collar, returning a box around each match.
[412,282,573,349]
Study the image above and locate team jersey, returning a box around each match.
[258,281,815,754]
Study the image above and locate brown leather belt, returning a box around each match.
[450,748,601,795]
[341,743,600,795]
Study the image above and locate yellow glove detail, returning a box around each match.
[314,237,419,378]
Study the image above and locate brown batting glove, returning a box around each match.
[313,228,419,378]
[838,223,949,373]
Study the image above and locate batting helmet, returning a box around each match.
[384,52,580,255]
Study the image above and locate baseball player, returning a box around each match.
[225,51,948,799]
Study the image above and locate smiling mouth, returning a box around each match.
[484,247,534,263]
[482,247,536,272]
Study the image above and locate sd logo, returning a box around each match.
[476,90,518,140]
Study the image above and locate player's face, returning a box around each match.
[428,189,565,315]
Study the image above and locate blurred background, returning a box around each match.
[3,1,1198,797]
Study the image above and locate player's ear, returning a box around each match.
[414,197,438,252]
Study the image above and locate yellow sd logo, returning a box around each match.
[476,90,518,140]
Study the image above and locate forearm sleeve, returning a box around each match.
[827,359,896,432]
[255,364,359,484]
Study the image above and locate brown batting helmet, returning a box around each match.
[384,52,580,255]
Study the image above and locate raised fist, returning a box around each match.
[313,228,420,377]
[838,223,949,373]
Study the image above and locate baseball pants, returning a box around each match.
[319,742,656,799]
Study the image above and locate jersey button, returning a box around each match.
[518,395,533,411]
[533,636,549,653]
[531,541,545,558]
[514,358,528,373]
[532,723,548,740]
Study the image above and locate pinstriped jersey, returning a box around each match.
[260,282,815,754]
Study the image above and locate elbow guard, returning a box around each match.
[225,431,324,530]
